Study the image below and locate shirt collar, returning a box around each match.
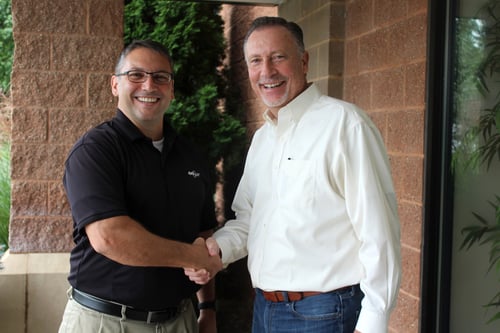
[263,83,321,132]
[111,109,176,145]
[264,83,321,135]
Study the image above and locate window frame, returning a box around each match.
[421,0,457,332]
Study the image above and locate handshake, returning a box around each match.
[184,237,222,285]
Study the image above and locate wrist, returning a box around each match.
[198,300,216,311]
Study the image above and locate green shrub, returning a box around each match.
[0,0,13,94]
[0,141,10,253]
[124,0,247,186]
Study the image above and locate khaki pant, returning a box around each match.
[58,289,198,333]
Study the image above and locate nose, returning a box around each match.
[261,58,276,77]
[141,74,157,89]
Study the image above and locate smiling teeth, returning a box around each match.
[137,97,157,102]
[263,82,281,88]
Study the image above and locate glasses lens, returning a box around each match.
[123,71,172,84]
[127,71,146,83]
[152,73,171,84]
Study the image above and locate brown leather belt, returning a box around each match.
[262,291,322,302]
[261,285,354,302]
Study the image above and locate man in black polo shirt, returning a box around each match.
[58,40,222,333]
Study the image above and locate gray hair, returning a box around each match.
[114,40,174,73]
[243,16,305,59]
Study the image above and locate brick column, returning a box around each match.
[9,0,123,253]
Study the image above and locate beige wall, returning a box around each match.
[4,0,425,332]
[0,252,69,333]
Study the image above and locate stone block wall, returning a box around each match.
[9,0,123,252]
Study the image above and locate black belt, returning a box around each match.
[72,289,179,324]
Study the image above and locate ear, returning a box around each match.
[302,51,309,75]
[111,75,119,97]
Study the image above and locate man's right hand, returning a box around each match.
[186,237,221,284]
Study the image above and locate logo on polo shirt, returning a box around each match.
[188,170,201,178]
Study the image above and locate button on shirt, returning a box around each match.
[214,84,401,332]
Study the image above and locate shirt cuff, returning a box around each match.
[355,308,389,333]
[213,237,231,269]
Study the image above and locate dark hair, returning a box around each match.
[243,16,305,57]
[114,40,174,73]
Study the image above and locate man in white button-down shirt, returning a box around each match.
[185,16,401,333]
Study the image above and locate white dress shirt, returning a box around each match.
[214,83,401,332]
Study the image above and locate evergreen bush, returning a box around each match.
[124,0,247,186]
[0,0,13,94]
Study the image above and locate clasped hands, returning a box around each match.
[186,237,222,285]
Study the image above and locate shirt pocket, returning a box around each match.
[280,159,316,208]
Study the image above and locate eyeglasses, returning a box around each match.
[114,70,174,85]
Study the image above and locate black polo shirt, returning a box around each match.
[64,110,217,310]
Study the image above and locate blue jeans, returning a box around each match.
[252,285,363,333]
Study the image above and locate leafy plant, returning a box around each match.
[457,0,500,324]
[0,140,10,253]
[460,195,500,323]
[0,0,13,94]
[124,0,247,187]
[0,0,12,256]
[475,1,500,170]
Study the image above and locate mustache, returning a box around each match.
[257,76,286,84]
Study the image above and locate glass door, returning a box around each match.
[449,0,500,331]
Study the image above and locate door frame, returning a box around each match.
[421,0,456,332]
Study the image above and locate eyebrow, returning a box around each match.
[124,67,172,73]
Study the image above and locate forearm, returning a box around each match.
[353,200,401,332]
[196,278,217,332]
[213,218,250,266]
[196,278,216,304]
[195,231,218,332]
[86,216,216,270]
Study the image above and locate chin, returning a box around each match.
[262,98,288,109]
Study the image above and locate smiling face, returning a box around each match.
[111,47,174,139]
[244,25,309,116]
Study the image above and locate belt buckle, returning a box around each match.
[146,311,164,324]
[146,311,154,324]
[146,308,176,324]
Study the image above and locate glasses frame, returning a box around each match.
[114,70,174,85]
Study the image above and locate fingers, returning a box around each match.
[184,267,211,284]
[186,237,222,285]
[193,237,206,247]
[205,238,223,277]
